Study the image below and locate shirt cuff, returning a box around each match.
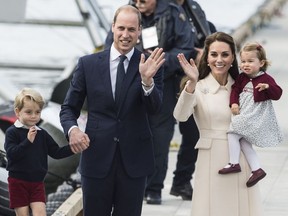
[142,85,154,96]
[68,125,78,137]
[142,80,155,96]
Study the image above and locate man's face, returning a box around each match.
[112,10,141,54]
[134,0,156,16]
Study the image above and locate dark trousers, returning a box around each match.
[172,115,199,186]
[81,147,146,216]
[145,113,175,194]
[145,77,177,194]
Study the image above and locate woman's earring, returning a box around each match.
[231,64,233,67]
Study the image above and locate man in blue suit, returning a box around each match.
[59,5,165,216]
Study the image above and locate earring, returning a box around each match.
[231,64,233,67]
[207,63,210,67]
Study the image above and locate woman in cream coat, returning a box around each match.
[174,32,264,216]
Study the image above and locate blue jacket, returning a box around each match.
[140,0,195,79]
[181,0,213,47]
[105,0,196,80]
[60,48,164,178]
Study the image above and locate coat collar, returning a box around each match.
[201,73,233,94]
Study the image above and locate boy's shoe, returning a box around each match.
[218,163,241,174]
[246,168,266,187]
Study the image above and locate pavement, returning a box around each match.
[141,3,288,216]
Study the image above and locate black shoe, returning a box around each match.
[146,192,161,205]
[170,183,192,200]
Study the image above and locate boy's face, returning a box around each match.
[15,98,41,128]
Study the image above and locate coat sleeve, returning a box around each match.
[60,57,87,136]
[173,88,196,122]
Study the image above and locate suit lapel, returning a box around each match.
[97,50,115,104]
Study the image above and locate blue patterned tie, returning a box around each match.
[115,55,127,106]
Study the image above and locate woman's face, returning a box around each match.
[207,41,234,77]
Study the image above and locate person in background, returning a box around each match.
[60,5,165,216]
[169,0,216,201]
[4,88,77,216]
[133,0,196,205]
[218,42,283,187]
[174,32,264,216]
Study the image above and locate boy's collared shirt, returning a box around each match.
[14,119,41,130]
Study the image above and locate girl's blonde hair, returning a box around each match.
[14,88,45,111]
[240,42,271,71]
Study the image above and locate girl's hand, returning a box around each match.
[255,83,269,91]
[231,103,240,115]
[28,126,37,143]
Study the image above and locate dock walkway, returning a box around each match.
[53,1,288,215]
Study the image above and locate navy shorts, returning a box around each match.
[8,177,46,208]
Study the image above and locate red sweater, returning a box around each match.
[230,72,282,106]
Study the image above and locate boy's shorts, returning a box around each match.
[8,177,46,208]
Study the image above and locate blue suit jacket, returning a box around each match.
[60,48,163,178]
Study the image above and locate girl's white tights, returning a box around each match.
[228,133,261,171]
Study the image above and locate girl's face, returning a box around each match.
[207,41,234,77]
[15,98,41,128]
[240,50,265,77]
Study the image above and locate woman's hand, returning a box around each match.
[177,53,199,83]
[177,53,199,93]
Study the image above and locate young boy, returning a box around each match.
[4,88,82,216]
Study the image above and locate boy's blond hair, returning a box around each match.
[14,88,45,111]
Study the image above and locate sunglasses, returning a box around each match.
[133,0,146,3]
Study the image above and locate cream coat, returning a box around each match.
[174,73,263,216]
